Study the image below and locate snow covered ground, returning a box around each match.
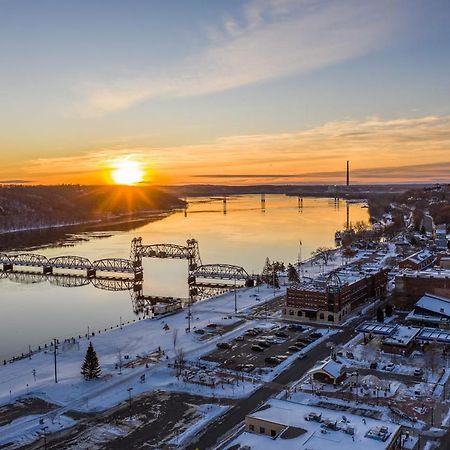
[0,247,372,447]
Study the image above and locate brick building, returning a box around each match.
[398,250,435,271]
[394,269,450,309]
[282,267,388,324]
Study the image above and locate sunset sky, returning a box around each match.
[0,0,449,185]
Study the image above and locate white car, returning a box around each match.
[384,362,395,371]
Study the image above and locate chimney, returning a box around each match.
[346,160,349,186]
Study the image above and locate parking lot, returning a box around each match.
[202,322,325,372]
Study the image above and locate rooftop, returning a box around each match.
[414,293,450,318]
[227,398,403,450]
[383,325,420,347]
[401,250,434,265]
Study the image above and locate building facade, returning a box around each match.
[283,268,388,323]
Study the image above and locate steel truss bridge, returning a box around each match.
[0,253,135,277]
[0,237,253,313]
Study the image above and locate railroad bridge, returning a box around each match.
[0,237,253,313]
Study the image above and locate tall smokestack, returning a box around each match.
[346,160,349,186]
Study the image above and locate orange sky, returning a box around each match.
[1,115,449,185]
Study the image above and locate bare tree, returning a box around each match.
[311,247,335,265]
[172,329,178,352]
[174,347,185,377]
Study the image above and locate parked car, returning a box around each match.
[194,329,205,335]
[310,332,322,339]
[216,342,232,350]
[289,324,304,331]
[234,335,244,342]
[206,323,218,329]
[251,344,264,352]
[298,353,307,359]
[288,345,301,352]
[384,362,395,371]
[265,356,281,365]
[276,355,288,361]
[245,329,258,336]
[369,362,378,369]
[256,340,271,348]
[414,368,423,377]
[275,331,288,338]
[236,363,255,372]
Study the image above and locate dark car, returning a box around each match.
[251,344,264,352]
[288,324,304,331]
[275,331,288,338]
[265,356,281,365]
[256,340,271,348]
[310,332,322,339]
[216,342,232,350]
[194,329,205,335]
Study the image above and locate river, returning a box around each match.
[0,195,368,360]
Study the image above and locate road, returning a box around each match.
[186,319,362,450]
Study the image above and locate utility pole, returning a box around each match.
[53,338,58,384]
[234,278,237,314]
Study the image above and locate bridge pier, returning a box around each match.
[43,266,53,275]
[87,268,96,278]
[3,263,13,272]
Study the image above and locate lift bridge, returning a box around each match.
[0,237,253,313]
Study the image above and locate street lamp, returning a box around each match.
[41,426,48,450]
[127,387,133,418]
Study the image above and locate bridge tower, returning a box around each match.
[130,237,143,281]
[223,196,227,215]
[261,193,266,212]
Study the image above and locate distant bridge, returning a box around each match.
[0,253,136,277]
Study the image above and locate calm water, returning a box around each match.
[0,195,368,360]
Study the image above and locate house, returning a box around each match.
[226,398,415,450]
[381,325,420,356]
[308,357,347,385]
[399,250,435,271]
[406,293,450,328]
[420,214,435,236]
[435,224,448,250]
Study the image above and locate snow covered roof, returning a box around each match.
[308,358,346,379]
[230,398,402,450]
[415,293,450,318]
[402,250,434,265]
[383,326,420,347]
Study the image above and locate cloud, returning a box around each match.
[19,114,450,185]
[78,0,402,116]
[0,180,33,184]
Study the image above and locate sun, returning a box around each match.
[111,159,144,185]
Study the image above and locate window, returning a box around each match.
[328,314,334,322]
[271,429,277,437]
[260,426,265,434]
[297,310,302,316]
[249,424,254,431]
[289,310,294,316]
[319,313,324,320]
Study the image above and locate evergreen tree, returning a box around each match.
[261,257,272,284]
[376,307,384,323]
[81,342,101,380]
[385,303,393,317]
[287,263,300,283]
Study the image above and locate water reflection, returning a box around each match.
[0,195,368,360]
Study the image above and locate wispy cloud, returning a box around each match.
[78,0,402,116]
[17,115,450,184]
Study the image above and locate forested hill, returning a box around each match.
[0,185,185,233]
